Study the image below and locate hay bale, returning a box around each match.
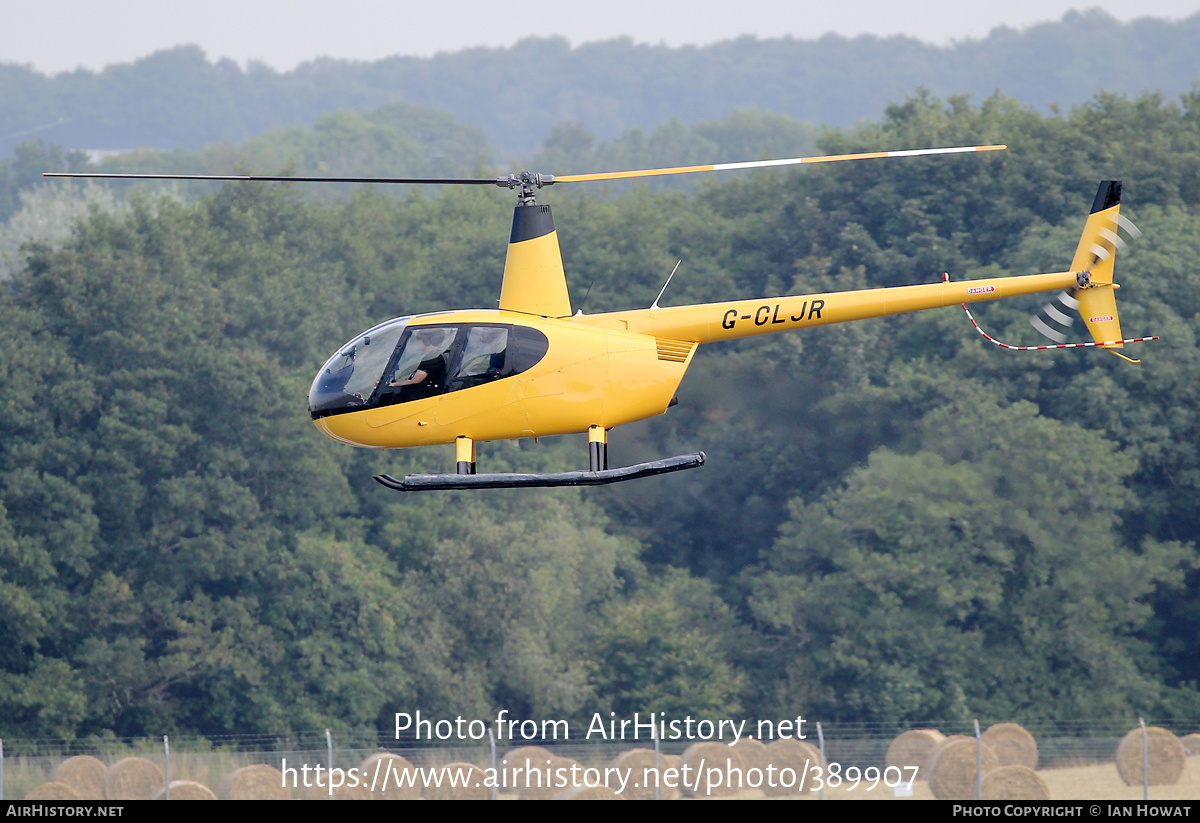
[55,755,107,800]
[608,748,680,800]
[558,785,624,799]
[931,734,970,754]
[518,755,581,801]
[153,780,217,800]
[304,778,374,800]
[423,762,489,800]
[359,752,421,800]
[680,741,744,798]
[300,761,376,801]
[219,764,289,801]
[885,729,945,780]
[731,737,768,771]
[927,734,972,774]
[25,782,82,801]
[982,722,1039,769]
[763,738,821,797]
[1116,726,1186,786]
[500,745,554,793]
[928,739,1000,800]
[981,765,1051,801]
[1181,733,1200,756]
[104,756,166,800]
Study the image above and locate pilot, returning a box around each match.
[389,330,453,397]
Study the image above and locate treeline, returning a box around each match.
[0,106,819,275]
[3,10,1200,156]
[2,89,1200,740]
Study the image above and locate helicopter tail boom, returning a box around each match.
[576,270,1081,343]
[576,181,1150,361]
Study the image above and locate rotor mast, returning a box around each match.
[497,173,572,318]
[494,170,555,206]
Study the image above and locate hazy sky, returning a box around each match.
[3,0,1199,74]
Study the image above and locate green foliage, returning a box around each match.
[749,397,1190,722]
[397,495,643,721]
[0,142,89,222]
[97,103,494,190]
[530,110,819,194]
[2,86,1200,740]
[588,575,745,718]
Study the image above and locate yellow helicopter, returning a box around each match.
[46,146,1154,490]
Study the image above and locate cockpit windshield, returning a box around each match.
[309,319,549,420]
[308,317,410,416]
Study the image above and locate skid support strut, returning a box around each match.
[588,426,608,472]
[456,436,477,475]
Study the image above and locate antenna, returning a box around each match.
[574,279,597,316]
[650,260,682,309]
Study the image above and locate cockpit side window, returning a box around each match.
[382,326,459,402]
[508,325,551,372]
[338,322,551,413]
[446,326,510,391]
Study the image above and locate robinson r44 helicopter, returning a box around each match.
[47,145,1155,490]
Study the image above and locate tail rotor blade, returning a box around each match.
[1115,213,1142,239]
[1029,290,1080,343]
[1083,212,1141,271]
[1098,226,1126,250]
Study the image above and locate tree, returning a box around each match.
[748,393,1191,722]
[397,495,643,722]
[588,575,744,718]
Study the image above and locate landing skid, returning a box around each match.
[374,452,705,492]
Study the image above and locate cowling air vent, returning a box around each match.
[655,338,696,363]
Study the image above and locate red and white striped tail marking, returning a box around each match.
[961,303,1158,351]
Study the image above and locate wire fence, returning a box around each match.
[4,718,1199,800]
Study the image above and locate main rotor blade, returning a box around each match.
[43,144,1005,188]
[42,172,499,185]
[551,144,1007,184]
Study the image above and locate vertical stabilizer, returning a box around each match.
[499,204,572,317]
[1070,181,1122,286]
[1072,181,1126,349]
